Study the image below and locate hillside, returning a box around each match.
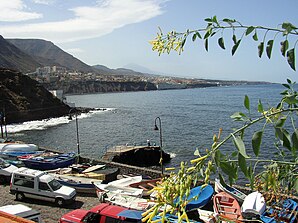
[0,35,41,73]
[0,68,70,124]
[7,38,95,73]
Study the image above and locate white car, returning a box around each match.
[10,167,76,207]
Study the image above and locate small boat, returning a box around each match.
[152,213,203,223]
[109,176,142,187]
[261,199,298,223]
[197,208,216,223]
[241,191,266,218]
[93,181,143,197]
[0,143,38,152]
[50,173,102,194]
[175,184,214,211]
[0,157,18,183]
[21,152,77,170]
[214,178,247,203]
[129,178,160,197]
[213,191,243,222]
[96,190,155,211]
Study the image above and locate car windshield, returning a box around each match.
[82,212,100,223]
[48,179,62,191]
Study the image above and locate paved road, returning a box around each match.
[0,184,100,223]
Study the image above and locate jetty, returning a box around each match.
[101,145,171,167]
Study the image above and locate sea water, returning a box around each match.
[6,84,288,168]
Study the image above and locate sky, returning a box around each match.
[0,0,297,83]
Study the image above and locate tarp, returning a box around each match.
[117,210,143,220]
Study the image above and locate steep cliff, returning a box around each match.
[0,68,70,124]
[43,80,157,94]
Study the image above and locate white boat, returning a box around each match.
[214,178,247,203]
[97,190,155,211]
[241,191,266,218]
[0,143,38,153]
[0,157,18,183]
[197,208,216,223]
[108,175,142,187]
[93,181,143,197]
[49,173,102,194]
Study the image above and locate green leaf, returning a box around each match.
[205,18,213,22]
[252,131,263,157]
[275,128,292,151]
[220,161,237,179]
[284,95,298,105]
[218,37,225,49]
[230,112,249,121]
[232,40,241,56]
[286,79,292,84]
[205,38,208,52]
[238,153,248,177]
[291,129,298,154]
[287,48,296,71]
[245,26,255,36]
[212,16,219,26]
[258,100,264,113]
[258,42,264,58]
[232,35,237,44]
[244,95,250,111]
[253,32,258,41]
[282,83,291,89]
[232,134,249,158]
[276,117,287,128]
[281,40,289,57]
[266,40,274,59]
[192,33,197,42]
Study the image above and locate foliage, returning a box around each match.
[143,17,298,223]
[149,16,298,70]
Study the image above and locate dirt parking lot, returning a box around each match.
[0,184,101,223]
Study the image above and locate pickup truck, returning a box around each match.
[59,203,143,223]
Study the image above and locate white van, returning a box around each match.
[10,167,76,206]
[0,204,43,223]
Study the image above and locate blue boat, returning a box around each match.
[261,199,298,223]
[21,152,77,170]
[175,184,214,211]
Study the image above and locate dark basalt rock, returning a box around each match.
[0,68,70,124]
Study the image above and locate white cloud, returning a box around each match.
[32,0,55,5]
[0,0,166,42]
[0,0,42,22]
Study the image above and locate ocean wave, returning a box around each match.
[6,108,114,134]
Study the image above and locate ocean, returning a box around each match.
[6,83,287,169]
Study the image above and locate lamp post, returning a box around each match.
[0,100,8,139]
[69,108,80,161]
[154,117,163,175]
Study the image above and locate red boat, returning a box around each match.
[213,191,243,223]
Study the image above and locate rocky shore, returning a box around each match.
[0,184,101,223]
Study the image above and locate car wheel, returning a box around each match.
[55,198,65,207]
[16,192,25,201]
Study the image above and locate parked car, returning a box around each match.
[10,167,76,207]
[0,157,18,184]
[0,204,43,223]
[59,203,143,223]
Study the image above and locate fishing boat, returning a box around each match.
[109,175,142,187]
[50,173,102,194]
[21,152,77,170]
[197,208,216,223]
[213,191,243,222]
[175,184,214,211]
[96,190,155,211]
[241,191,266,218]
[0,143,38,153]
[261,199,298,223]
[129,178,160,197]
[214,178,247,203]
[0,157,18,183]
[93,181,143,197]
